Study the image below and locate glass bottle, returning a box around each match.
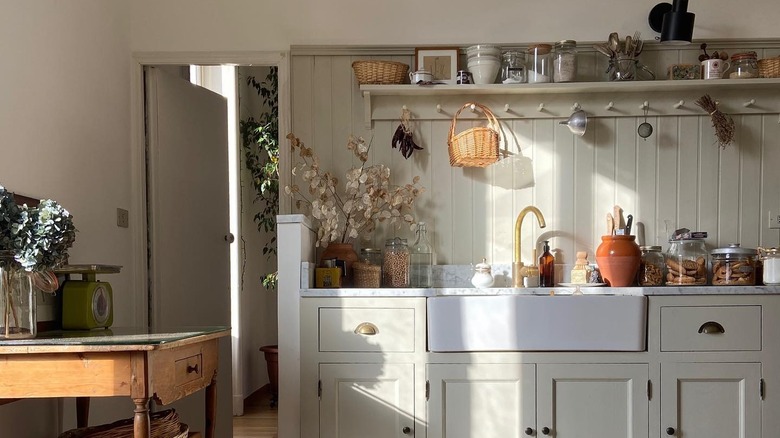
[410,222,434,288]
[638,245,665,286]
[760,247,780,285]
[527,44,552,83]
[539,240,555,287]
[500,51,527,84]
[383,238,410,288]
[553,40,577,83]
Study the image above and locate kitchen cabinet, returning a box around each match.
[320,363,416,438]
[427,363,647,438]
[660,362,761,438]
[300,297,428,438]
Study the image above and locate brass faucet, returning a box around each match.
[513,206,547,287]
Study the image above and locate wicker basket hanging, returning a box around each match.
[447,102,501,168]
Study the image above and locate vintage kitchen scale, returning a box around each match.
[54,264,121,330]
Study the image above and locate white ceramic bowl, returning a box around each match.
[468,61,500,84]
[466,45,502,57]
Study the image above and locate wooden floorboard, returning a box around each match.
[232,386,278,438]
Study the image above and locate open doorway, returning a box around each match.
[131,52,290,437]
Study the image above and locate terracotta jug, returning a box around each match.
[595,235,641,287]
[320,242,359,287]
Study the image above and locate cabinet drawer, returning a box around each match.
[660,305,761,351]
[319,307,416,352]
[174,354,203,386]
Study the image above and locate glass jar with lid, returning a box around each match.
[760,247,780,285]
[638,245,665,286]
[553,40,577,82]
[665,238,708,285]
[383,238,410,288]
[729,52,759,79]
[527,44,552,83]
[711,244,757,286]
[500,51,527,84]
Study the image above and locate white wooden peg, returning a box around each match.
[402,105,407,111]
[470,104,477,113]
[436,104,443,113]
[674,100,685,109]
[605,101,614,111]
[571,102,581,111]
[743,99,756,107]
[537,103,545,112]
[639,101,649,110]
[504,104,511,112]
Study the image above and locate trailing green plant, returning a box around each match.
[239,67,279,289]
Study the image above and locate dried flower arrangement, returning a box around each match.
[284,133,425,247]
[695,94,735,149]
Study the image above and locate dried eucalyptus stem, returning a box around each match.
[695,94,735,149]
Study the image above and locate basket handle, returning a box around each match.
[448,102,501,141]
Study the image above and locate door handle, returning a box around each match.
[224,233,235,243]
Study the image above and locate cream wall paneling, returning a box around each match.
[361,79,780,129]
[289,45,780,267]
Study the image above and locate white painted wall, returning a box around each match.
[0,0,137,436]
[128,0,780,50]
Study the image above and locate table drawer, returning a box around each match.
[175,353,203,386]
[660,305,761,351]
[319,307,416,352]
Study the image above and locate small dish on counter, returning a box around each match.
[558,282,607,287]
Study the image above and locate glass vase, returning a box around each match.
[1,262,36,339]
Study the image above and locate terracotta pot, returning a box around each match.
[320,242,359,287]
[595,235,641,287]
[260,345,278,407]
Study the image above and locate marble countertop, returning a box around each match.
[301,285,780,297]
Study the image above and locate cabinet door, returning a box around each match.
[537,363,648,438]
[320,363,416,438]
[661,362,760,438]
[427,364,536,438]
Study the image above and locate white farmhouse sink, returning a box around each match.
[427,295,647,352]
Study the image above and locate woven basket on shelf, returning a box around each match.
[447,102,501,168]
[353,261,381,288]
[352,60,409,85]
[758,57,780,78]
[59,409,183,438]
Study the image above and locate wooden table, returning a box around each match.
[0,327,229,438]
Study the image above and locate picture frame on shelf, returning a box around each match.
[415,47,459,84]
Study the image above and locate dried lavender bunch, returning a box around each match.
[695,94,735,149]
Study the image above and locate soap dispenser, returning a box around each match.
[539,240,555,287]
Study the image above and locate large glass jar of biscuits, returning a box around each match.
[711,244,757,286]
[665,238,708,285]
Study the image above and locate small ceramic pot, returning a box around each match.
[471,258,494,288]
[595,235,641,287]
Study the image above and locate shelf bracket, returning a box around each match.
[363,91,373,130]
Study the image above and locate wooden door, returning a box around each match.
[427,363,536,438]
[537,363,649,438]
[661,362,761,438]
[320,363,416,438]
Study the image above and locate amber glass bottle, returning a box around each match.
[539,240,555,287]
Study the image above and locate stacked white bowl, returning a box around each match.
[466,45,502,84]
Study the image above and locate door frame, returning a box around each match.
[130,51,291,415]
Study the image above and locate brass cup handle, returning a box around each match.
[354,322,379,336]
[698,321,725,334]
